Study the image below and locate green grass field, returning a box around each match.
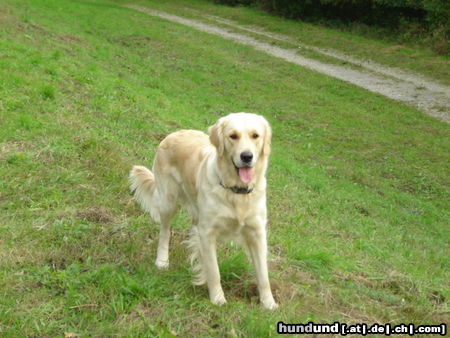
[1,0,449,336]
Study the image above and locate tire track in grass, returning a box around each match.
[126,4,450,123]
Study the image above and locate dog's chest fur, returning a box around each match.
[207,191,264,236]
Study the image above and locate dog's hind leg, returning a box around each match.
[130,165,178,269]
[154,206,177,269]
[154,176,179,270]
[185,225,206,286]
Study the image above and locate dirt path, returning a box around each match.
[126,5,450,123]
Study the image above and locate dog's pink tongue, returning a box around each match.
[238,167,254,184]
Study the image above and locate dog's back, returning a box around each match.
[129,130,210,223]
[155,130,210,192]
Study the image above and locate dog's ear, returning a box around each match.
[209,119,225,156]
[262,117,272,156]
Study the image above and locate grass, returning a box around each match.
[1,0,449,336]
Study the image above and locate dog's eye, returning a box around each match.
[230,134,238,140]
[252,133,259,139]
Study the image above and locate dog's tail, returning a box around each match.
[129,165,161,223]
[184,226,207,286]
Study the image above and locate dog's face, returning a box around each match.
[209,113,271,184]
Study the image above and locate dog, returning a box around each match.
[129,112,278,309]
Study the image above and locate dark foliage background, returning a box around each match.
[212,0,449,54]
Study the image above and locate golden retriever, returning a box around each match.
[129,112,278,309]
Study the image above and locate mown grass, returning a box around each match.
[0,0,449,336]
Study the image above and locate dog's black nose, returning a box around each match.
[240,151,253,163]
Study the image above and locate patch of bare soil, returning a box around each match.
[126,5,450,123]
[76,206,115,224]
[0,141,33,159]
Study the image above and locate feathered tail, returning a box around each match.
[129,165,161,223]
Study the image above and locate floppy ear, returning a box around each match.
[262,118,272,156]
[208,119,224,156]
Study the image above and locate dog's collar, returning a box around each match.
[220,181,253,194]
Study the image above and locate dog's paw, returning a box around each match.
[210,291,227,306]
[261,298,278,310]
[155,259,169,270]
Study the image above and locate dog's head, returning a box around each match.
[209,113,271,185]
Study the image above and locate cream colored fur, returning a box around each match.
[129,112,277,309]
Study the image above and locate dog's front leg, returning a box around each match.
[243,220,278,310]
[198,228,226,306]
